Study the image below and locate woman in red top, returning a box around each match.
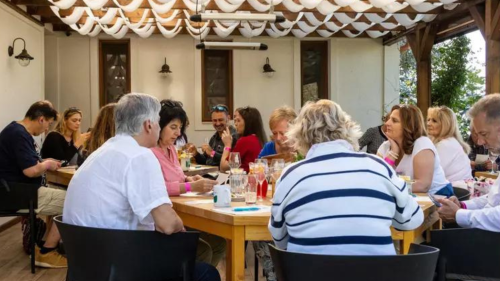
[220,106,267,173]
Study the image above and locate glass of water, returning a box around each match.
[246,174,257,205]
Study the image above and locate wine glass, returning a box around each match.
[271,159,285,196]
[204,137,210,145]
[489,150,499,174]
[255,163,266,201]
[229,152,241,174]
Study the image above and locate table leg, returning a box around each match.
[226,226,245,281]
[401,231,415,254]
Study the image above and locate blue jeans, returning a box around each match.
[434,183,454,198]
[194,262,221,281]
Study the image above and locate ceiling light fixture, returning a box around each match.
[159,57,172,75]
[7,38,34,67]
[196,42,268,50]
[190,13,285,23]
[263,57,275,77]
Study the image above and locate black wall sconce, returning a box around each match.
[263,57,275,78]
[8,38,34,67]
[159,57,172,76]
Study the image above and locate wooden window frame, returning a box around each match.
[300,41,329,105]
[201,49,234,123]
[99,39,131,107]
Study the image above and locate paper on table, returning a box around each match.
[184,199,214,205]
[476,154,489,164]
[180,191,213,197]
[212,205,271,215]
[216,173,229,185]
[415,196,432,203]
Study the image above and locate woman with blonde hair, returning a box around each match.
[270,100,422,255]
[85,103,116,156]
[377,104,453,196]
[41,107,90,165]
[427,106,472,182]
[258,106,297,158]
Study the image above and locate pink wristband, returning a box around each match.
[384,157,395,166]
[185,182,191,193]
[210,150,216,158]
[460,202,467,209]
[224,147,231,152]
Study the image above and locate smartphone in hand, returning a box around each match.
[428,194,442,207]
[60,160,69,167]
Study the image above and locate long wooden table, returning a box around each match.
[47,168,440,281]
[46,165,218,186]
[475,171,499,179]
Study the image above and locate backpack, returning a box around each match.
[21,216,46,254]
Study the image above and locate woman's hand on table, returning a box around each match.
[191,178,217,193]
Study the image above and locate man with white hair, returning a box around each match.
[438,93,500,232]
[63,93,220,281]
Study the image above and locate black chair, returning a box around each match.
[452,187,471,201]
[54,216,200,281]
[269,243,439,281]
[0,180,38,273]
[430,228,500,281]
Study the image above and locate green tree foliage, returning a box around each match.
[399,35,485,138]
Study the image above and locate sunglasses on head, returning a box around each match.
[211,105,228,113]
[161,100,183,108]
[64,107,81,118]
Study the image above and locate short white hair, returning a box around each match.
[115,93,161,136]
[286,99,362,155]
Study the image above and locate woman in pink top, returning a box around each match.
[151,100,217,196]
[151,99,225,266]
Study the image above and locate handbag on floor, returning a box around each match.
[21,216,46,254]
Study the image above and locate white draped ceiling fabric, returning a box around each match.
[47,0,459,39]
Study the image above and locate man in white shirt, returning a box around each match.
[438,94,500,232]
[63,93,220,281]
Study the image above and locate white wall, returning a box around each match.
[44,33,399,145]
[0,2,45,130]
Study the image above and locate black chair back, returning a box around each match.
[0,180,39,273]
[54,216,199,281]
[269,243,439,281]
[0,180,38,212]
[430,228,500,280]
[452,187,471,201]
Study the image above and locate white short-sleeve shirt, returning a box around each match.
[435,138,473,182]
[377,136,449,194]
[63,134,171,231]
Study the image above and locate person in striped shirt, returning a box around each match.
[269,100,424,256]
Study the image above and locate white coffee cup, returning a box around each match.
[213,185,231,208]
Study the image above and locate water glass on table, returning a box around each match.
[229,152,241,174]
[246,174,258,205]
[489,150,499,174]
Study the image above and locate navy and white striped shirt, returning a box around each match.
[269,140,424,256]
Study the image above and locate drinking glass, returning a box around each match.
[255,163,266,201]
[271,159,285,191]
[489,150,499,174]
[204,137,210,145]
[229,152,241,173]
[246,174,257,205]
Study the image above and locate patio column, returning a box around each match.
[407,25,437,115]
[471,0,500,94]
[486,0,500,94]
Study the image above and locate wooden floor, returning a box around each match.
[0,223,266,281]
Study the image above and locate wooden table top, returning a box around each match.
[475,171,498,179]
[47,164,219,186]
[170,194,435,227]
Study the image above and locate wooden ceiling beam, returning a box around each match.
[15,0,443,14]
[0,0,43,26]
[45,17,405,31]
[31,6,403,24]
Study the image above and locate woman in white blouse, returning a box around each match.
[427,106,472,182]
[377,104,453,196]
